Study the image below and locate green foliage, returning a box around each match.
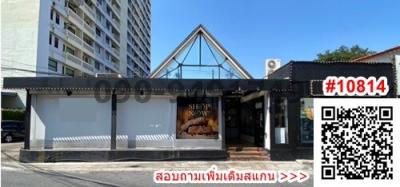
[316,45,375,61]
[2,109,25,121]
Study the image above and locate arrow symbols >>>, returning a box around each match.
[278,171,310,183]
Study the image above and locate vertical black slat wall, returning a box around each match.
[111,91,117,150]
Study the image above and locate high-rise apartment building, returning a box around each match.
[1,0,151,108]
[1,0,151,79]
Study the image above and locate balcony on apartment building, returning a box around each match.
[82,54,95,72]
[94,34,119,62]
[83,19,96,38]
[64,50,95,74]
[96,0,120,31]
[66,3,98,41]
[65,28,95,58]
[67,4,83,26]
[49,22,66,39]
[49,46,65,64]
[94,48,119,73]
[83,36,95,54]
[95,16,120,48]
[111,57,120,70]
[83,0,96,21]
[127,62,134,70]
[109,0,121,27]
[110,0,121,17]
[134,67,141,76]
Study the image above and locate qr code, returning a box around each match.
[321,106,393,180]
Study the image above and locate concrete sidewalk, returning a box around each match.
[2,142,312,172]
[2,142,314,187]
[3,160,313,172]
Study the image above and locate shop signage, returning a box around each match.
[176,97,219,139]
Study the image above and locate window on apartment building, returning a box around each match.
[55,13,60,24]
[106,21,111,30]
[65,46,75,55]
[54,37,59,48]
[95,61,100,70]
[96,27,101,37]
[48,59,58,72]
[95,44,101,54]
[106,7,111,16]
[50,10,54,20]
[83,54,90,63]
[49,33,52,45]
[63,66,75,77]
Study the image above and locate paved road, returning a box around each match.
[2,169,313,187]
[2,142,314,187]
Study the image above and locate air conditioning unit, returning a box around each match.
[265,59,281,78]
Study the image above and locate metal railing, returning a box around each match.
[66,53,82,66]
[112,62,119,70]
[83,4,96,19]
[112,47,120,56]
[84,22,96,36]
[49,47,66,61]
[82,62,94,71]
[111,5,120,17]
[67,9,83,25]
[112,17,120,28]
[83,42,95,54]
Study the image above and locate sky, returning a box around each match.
[151,0,400,78]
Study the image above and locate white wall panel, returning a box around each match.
[117,96,223,150]
[30,95,223,150]
[116,96,175,149]
[32,95,111,149]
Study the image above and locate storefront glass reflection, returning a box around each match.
[273,97,288,144]
[300,98,313,143]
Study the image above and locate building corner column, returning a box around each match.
[111,90,117,150]
[24,89,31,149]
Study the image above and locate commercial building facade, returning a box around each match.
[3,61,396,162]
[2,26,398,162]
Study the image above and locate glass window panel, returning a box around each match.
[48,59,57,72]
[300,98,314,143]
[274,97,288,144]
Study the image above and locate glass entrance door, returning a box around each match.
[300,98,314,144]
[254,103,264,147]
[273,97,288,144]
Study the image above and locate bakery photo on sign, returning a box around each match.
[176,97,219,139]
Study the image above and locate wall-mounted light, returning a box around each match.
[66,90,72,96]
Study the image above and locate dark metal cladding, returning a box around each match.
[2,77,292,92]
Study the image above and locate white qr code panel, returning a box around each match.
[314,99,400,187]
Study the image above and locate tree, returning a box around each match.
[316,45,375,61]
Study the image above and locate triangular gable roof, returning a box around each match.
[150,25,253,79]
